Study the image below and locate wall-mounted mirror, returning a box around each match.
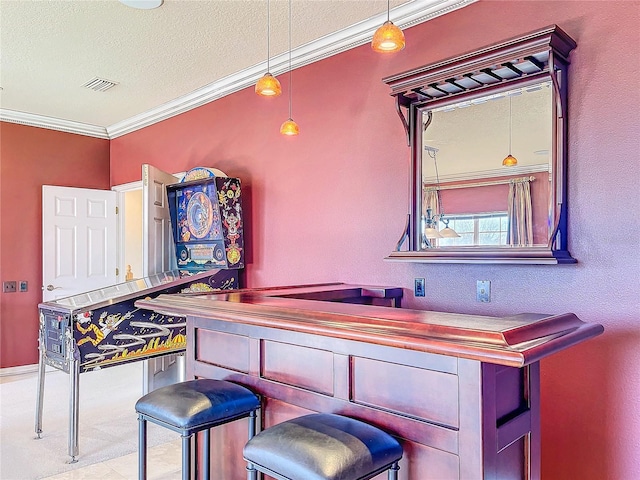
[383,25,577,264]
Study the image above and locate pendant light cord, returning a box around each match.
[288,0,292,119]
[387,0,390,22]
[509,96,512,154]
[266,0,270,72]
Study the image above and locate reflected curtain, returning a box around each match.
[507,178,533,246]
[422,186,440,219]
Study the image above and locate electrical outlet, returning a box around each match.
[3,281,17,293]
[477,280,491,302]
[414,278,425,297]
[19,281,28,292]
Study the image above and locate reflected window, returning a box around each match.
[438,213,508,246]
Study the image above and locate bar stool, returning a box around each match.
[243,413,403,480]
[135,379,260,480]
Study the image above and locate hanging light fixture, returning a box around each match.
[371,0,405,53]
[280,0,299,136]
[256,0,282,97]
[423,147,459,244]
[502,96,518,166]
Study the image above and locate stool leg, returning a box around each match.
[388,461,400,480]
[246,409,258,480]
[182,434,191,480]
[202,429,210,480]
[138,415,147,480]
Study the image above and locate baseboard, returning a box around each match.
[0,363,56,377]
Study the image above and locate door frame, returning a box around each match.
[111,171,184,283]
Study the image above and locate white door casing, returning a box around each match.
[42,186,117,302]
[141,164,181,393]
[142,164,179,276]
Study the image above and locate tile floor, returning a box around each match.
[41,439,182,480]
[0,367,183,480]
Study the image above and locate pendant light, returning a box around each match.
[280,0,299,136]
[424,147,459,242]
[502,96,518,166]
[255,0,282,97]
[371,0,405,53]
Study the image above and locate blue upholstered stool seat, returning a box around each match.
[135,379,260,480]
[243,413,403,480]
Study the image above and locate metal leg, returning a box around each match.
[202,429,210,480]
[182,434,191,480]
[35,336,46,439]
[246,409,258,480]
[388,462,400,480]
[138,416,147,480]
[67,355,79,463]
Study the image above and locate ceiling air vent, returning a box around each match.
[82,77,119,92]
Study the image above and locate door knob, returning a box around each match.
[45,285,60,291]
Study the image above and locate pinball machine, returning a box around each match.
[36,169,245,461]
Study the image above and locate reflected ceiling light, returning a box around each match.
[255,0,282,97]
[439,219,460,238]
[118,0,163,9]
[424,220,442,239]
[280,0,299,136]
[371,0,405,53]
[502,96,518,166]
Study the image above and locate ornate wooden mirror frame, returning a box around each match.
[384,25,577,264]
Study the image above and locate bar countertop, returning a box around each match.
[135,283,603,368]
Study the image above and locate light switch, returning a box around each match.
[477,280,491,302]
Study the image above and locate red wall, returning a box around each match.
[0,0,636,478]
[111,3,640,478]
[0,122,110,367]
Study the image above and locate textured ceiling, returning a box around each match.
[0,0,474,137]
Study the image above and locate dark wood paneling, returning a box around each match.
[497,436,526,480]
[261,340,334,395]
[496,365,526,421]
[399,439,460,480]
[153,282,596,480]
[196,329,249,372]
[351,356,459,428]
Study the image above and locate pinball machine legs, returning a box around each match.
[68,356,80,462]
[35,336,46,440]
[34,329,81,463]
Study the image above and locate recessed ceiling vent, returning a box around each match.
[82,77,119,92]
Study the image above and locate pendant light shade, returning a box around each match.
[424,226,442,239]
[502,154,518,167]
[372,1,405,53]
[280,118,299,136]
[439,226,460,238]
[256,0,281,97]
[256,73,281,97]
[502,96,518,166]
[281,0,299,136]
[372,21,405,53]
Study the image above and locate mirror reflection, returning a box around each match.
[420,82,553,249]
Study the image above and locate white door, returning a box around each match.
[42,186,117,302]
[141,164,181,393]
[142,164,178,276]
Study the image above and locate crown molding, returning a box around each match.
[2,0,475,140]
[0,109,110,139]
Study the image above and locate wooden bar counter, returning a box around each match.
[136,283,603,480]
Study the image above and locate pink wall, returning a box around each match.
[0,122,110,367]
[111,3,640,477]
[0,0,628,477]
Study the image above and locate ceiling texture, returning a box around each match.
[0,0,474,139]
